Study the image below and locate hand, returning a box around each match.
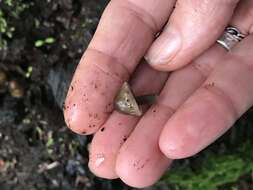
[64,0,253,188]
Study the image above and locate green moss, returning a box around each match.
[4,0,13,7]
[0,10,7,33]
[159,141,253,190]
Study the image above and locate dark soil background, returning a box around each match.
[0,1,252,190]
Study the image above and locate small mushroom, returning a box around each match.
[114,82,156,116]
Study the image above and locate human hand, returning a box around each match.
[64,0,253,187]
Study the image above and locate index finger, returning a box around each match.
[64,0,175,135]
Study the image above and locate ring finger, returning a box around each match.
[159,0,253,159]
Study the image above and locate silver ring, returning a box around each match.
[217,26,246,51]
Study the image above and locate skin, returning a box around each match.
[64,0,253,188]
[89,61,169,179]
[145,0,240,71]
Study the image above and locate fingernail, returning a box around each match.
[145,26,182,65]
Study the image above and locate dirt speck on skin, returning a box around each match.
[133,159,150,170]
[62,103,66,110]
[88,124,96,128]
[94,153,105,167]
[105,102,113,113]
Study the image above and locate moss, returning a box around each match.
[160,146,253,190]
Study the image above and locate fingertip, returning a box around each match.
[88,156,118,179]
[64,49,130,135]
[115,145,171,188]
[64,105,101,135]
[144,25,182,71]
[87,112,139,180]
[145,57,186,72]
[115,157,157,188]
[145,0,239,72]
[158,115,202,159]
[115,153,142,188]
[159,131,196,159]
[63,83,107,135]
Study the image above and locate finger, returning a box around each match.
[115,43,227,188]
[230,0,253,34]
[159,0,253,159]
[145,0,240,71]
[88,62,168,179]
[64,0,176,135]
[159,34,253,159]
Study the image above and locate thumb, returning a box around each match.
[145,0,240,71]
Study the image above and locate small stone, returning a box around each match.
[8,80,24,98]
[114,82,142,116]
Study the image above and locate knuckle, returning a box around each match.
[120,0,159,32]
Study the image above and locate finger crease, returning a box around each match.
[156,101,176,115]
[202,84,239,118]
[241,60,253,74]
[229,55,253,74]
[87,47,131,82]
[123,0,159,34]
[191,62,212,78]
